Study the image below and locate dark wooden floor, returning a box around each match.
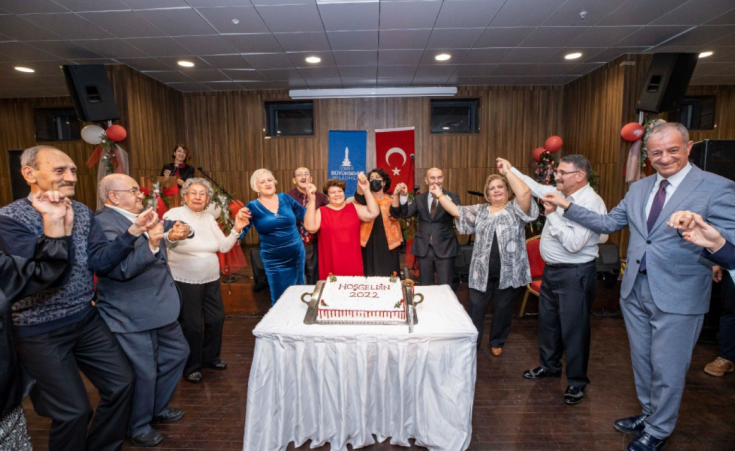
[23,271,735,451]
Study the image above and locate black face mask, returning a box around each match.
[370,179,383,192]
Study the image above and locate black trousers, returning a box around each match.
[176,280,226,375]
[538,261,597,388]
[14,309,135,451]
[468,273,519,349]
[719,271,735,361]
[417,244,455,286]
[304,243,319,285]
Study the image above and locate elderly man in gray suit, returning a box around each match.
[543,122,735,451]
[88,174,193,448]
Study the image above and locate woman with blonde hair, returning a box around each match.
[436,160,538,356]
[239,169,306,305]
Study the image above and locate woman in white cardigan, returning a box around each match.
[164,178,249,383]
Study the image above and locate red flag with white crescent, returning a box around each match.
[375,127,415,193]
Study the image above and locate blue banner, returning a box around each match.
[328,130,367,197]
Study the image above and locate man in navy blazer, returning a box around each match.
[88,174,192,448]
[390,168,461,286]
[543,123,735,451]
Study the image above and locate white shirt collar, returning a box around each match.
[106,204,139,223]
[655,162,691,189]
[566,183,592,203]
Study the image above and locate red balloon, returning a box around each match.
[533,147,547,162]
[621,122,645,142]
[544,135,563,153]
[106,124,127,142]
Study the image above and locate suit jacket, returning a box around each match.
[390,190,461,259]
[87,208,181,333]
[565,165,735,315]
[705,240,735,270]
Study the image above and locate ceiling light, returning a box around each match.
[699,51,713,58]
[15,66,34,73]
[435,54,451,61]
[305,56,321,64]
[290,87,457,99]
[232,18,239,25]
[177,60,195,68]
[442,126,450,130]
[564,52,582,60]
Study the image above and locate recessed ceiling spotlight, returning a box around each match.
[232,18,240,25]
[435,53,451,61]
[564,52,583,60]
[305,56,321,64]
[15,66,34,73]
[178,60,195,68]
[699,51,713,58]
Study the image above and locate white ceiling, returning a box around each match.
[0,0,734,97]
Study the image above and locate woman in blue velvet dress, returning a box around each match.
[239,168,306,305]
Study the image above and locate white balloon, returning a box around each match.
[81,125,104,145]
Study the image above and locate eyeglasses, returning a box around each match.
[112,187,141,195]
[557,170,580,176]
[295,172,311,178]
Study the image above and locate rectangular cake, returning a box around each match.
[317,275,405,322]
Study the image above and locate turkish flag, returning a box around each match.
[375,127,415,193]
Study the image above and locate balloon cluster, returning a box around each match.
[81,124,127,145]
[533,135,563,162]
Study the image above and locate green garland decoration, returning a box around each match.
[211,186,237,235]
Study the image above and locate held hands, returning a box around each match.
[542,192,570,210]
[541,199,557,215]
[148,220,165,249]
[667,210,726,251]
[129,208,159,237]
[168,221,190,242]
[356,172,370,192]
[234,209,251,233]
[393,182,408,197]
[496,158,512,176]
[162,169,172,177]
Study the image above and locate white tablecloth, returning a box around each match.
[242,285,478,451]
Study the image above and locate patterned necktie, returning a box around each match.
[297,193,312,244]
[430,197,438,219]
[640,179,669,272]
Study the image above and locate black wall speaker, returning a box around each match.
[636,53,698,113]
[62,65,120,122]
[690,140,735,182]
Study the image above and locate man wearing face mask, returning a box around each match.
[390,167,461,286]
[354,168,403,276]
[286,167,328,284]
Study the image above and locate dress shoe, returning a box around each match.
[614,414,648,434]
[153,407,184,423]
[704,356,734,377]
[627,432,667,451]
[563,386,584,405]
[130,429,163,447]
[204,361,228,370]
[523,367,561,379]
[490,347,503,357]
[185,371,202,383]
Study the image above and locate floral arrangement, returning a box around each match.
[142,175,170,211]
[534,150,558,185]
[211,186,236,235]
[389,271,398,283]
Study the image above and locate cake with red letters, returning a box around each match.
[317,274,405,322]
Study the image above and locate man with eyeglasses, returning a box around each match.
[0,146,143,451]
[496,154,607,406]
[287,167,328,284]
[87,174,192,447]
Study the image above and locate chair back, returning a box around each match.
[526,235,544,279]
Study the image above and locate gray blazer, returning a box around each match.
[565,165,735,315]
[88,208,182,333]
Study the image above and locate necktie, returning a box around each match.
[430,197,438,219]
[640,180,669,272]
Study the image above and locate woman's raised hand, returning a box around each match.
[357,172,370,192]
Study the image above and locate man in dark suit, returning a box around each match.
[88,174,192,448]
[390,167,461,286]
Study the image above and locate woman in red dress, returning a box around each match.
[304,173,379,279]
